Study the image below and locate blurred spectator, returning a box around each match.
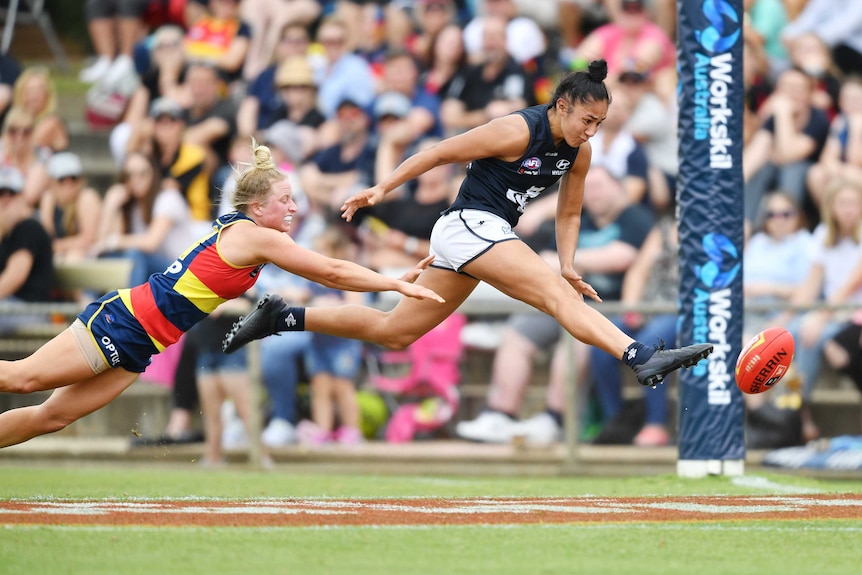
[0,53,21,128]
[823,315,862,396]
[743,192,814,338]
[314,16,377,120]
[0,107,50,209]
[456,167,653,444]
[743,25,773,146]
[239,0,321,81]
[786,33,841,119]
[745,0,789,76]
[237,23,315,137]
[261,57,326,156]
[183,0,252,84]
[358,137,455,271]
[589,215,679,447]
[575,0,675,79]
[12,67,68,154]
[587,87,649,208]
[373,47,442,147]
[440,15,532,135]
[405,0,459,67]
[299,98,376,216]
[79,0,149,84]
[741,192,813,428]
[420,23,468,99]
[0,167,53,334]
[128,25,188,123]
[93,151,198,287]
[127,97,213,228]
[621,70,678,213]
[194,303,262,466]
[782,0,862,77]
[39,152,102,263]
[295,226,367,447]
[183,61,238,172]
[462,0,546,67]
[743,67,830,226]
[779,180,862,441]
[557,0,610,62]
[806,77,862,207]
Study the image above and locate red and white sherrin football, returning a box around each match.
[735,327,795,394]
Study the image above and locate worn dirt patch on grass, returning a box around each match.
[1,494,861,527]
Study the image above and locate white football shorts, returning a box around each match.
[429,209,519,273]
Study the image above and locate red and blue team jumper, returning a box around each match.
[77,212,264,372]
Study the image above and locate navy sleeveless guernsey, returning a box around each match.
[447,104,580,227]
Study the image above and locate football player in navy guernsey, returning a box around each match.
[225,59,714,388]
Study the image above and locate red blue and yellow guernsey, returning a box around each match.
[77,212,264,373]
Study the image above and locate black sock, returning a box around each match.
[621,341,656,368]
[544,408,563,428]
[277,306,306,332]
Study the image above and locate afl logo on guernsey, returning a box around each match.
[519,157,542,175]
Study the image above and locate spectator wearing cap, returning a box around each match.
[314,17,376,120]
[373,48,442,148]
[264,57,326,159]
[127,97,212,228]
[0,166,55,330]
[441,15,533,135]
[575,0,675,80]
[237,22,316,137]
[0,107,49,210]
[299,98,376,217]
[108,25,190,168]
[38,152,102,263]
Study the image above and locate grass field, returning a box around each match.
[2,462,861,575]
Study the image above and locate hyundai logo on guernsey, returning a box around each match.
[518,157,542,175]
[692,233,740,405]
[553,159,571,175]
[693,0,741,169]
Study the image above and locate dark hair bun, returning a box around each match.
[587,59,608,82]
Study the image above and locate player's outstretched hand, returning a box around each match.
[399,255,435,283]
[397,281,445,303]
[341,185,386,222]
[562,269,602,303]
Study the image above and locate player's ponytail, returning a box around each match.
[551,58,611,110]
[232,138,285,213]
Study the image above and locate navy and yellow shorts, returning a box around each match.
[76,291,160,373]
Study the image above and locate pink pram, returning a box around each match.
[367,313,466,442]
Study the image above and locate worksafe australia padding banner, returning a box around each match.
[676,0,745,462]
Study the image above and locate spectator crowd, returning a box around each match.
[1,0,861,459]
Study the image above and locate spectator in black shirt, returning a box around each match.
[0,166,54,334]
